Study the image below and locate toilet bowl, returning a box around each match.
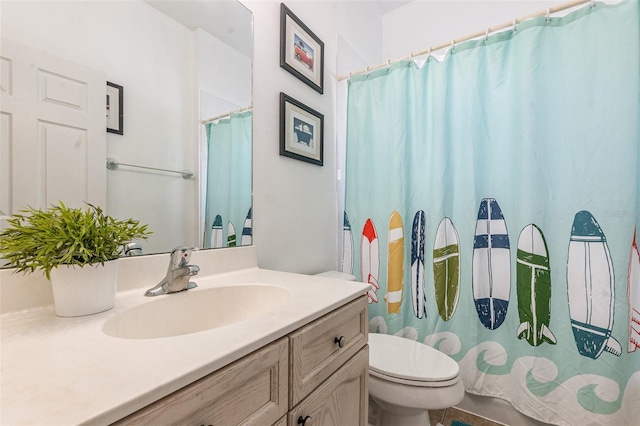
[368,333,464,426]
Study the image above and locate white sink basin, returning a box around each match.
[102,284,291,339]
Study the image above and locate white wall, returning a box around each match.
[197,28,252,113]
[242,0,383,273]
[1,1,197,254]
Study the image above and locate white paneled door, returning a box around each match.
[0,38,106,231]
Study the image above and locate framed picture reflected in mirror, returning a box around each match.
[106,81,123,135]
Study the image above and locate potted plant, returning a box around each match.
[0,202,151,317]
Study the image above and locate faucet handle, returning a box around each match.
[170,246,199,268]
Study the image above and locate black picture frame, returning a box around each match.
[280,92,323,166]
[280,3,324,94]
[106,81,123,135]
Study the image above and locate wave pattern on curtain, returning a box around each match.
[344,2,639,424]
[204,111,252,249]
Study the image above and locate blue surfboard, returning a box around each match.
[411,210,426,319]
[343,212,354,274]
[472,198,510,330]
[210,214,223,248]
[567,211,621,358]
[241,207,252,246]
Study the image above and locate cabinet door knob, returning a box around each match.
[298,415,312,425]
[334,336,345,348]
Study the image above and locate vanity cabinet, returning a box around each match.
[112,296,368,426]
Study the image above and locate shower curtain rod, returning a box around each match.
[201,105,252,124]
[337,0,593,81]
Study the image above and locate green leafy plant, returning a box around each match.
[0,202,151,279]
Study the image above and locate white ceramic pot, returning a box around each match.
[49,260,118,317]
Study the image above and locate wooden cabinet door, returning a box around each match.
[288,346,369,426]
[113,338,288,426]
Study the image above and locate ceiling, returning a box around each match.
[145,0,253,57]
[145,1,411,58]
[375,1,412,15]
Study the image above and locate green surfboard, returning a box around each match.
[516,224,556,346]
[433,217,460,321]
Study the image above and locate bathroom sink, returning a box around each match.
[102,284,291,339]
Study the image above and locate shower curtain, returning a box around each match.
[344,1,639,424]
[203,111,252,248]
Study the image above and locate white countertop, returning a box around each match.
[0,249,369,425]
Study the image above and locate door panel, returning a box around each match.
[0,38,106,232]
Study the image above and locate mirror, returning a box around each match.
[0,0,253,256]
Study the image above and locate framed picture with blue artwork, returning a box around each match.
[280,92,323,166]
[280,3,324,94]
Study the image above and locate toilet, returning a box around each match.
[368,333,464,426]
[314,272,464,426]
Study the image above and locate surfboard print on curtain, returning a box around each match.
[628,228,640,353]
[433,217,460,321]
[227,222,237,247]
[342,212,354,274]
[411,211,427,319]
[210,214,223,248]
[361,218,380,303]
[385,211,404,314]
[567,210,621,358]
[241,208,252,246]
[472,198,511,330]
[516,224,556,346]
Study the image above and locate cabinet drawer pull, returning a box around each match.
[334,336,345,348]
[298,415,312,425]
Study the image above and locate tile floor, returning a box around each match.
[369,397,506,426]
[429,407,507,426]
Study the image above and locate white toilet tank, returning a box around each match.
[314,271,357,281]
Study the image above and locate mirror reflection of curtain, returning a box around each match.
[204,111,252,248]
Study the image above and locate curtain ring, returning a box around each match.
[348,72,352,78]
[590,0,596,8]
[512,19,517,32]
[427,47,432,57]
[484,28,489,42]
[545,8,551,23]
[450,39,455,51]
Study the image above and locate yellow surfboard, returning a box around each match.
[385,211,404,314]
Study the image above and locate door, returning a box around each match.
[0,38,106,231]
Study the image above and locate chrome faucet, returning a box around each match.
[144,246,200,297]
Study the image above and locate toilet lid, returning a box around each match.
[368,333,459,383]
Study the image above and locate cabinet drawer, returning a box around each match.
[289,346,369,426]
[113,338,288,426]
[289,296,368,407]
